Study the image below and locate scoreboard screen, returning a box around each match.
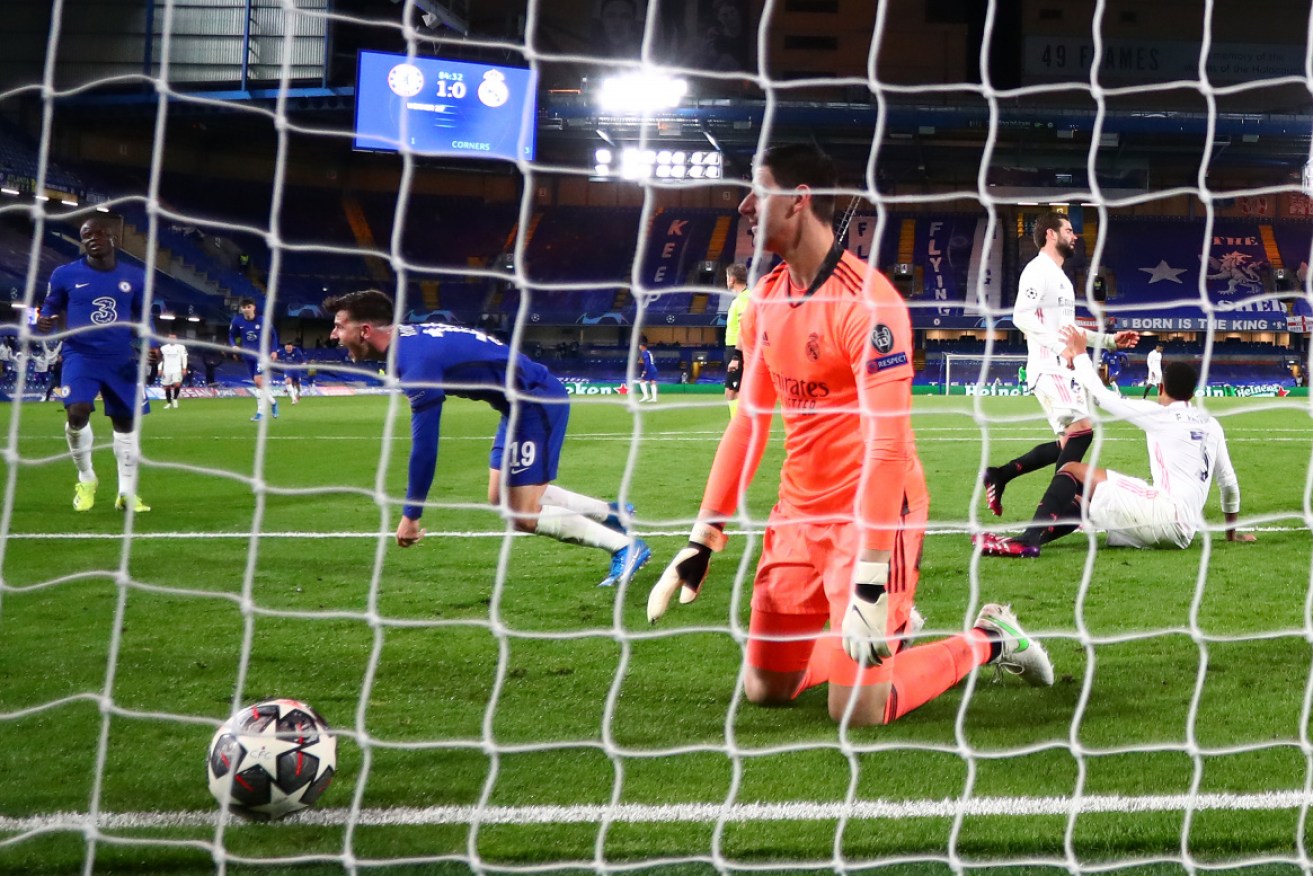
[353,50,537,162]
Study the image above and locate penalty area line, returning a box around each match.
[5,790,1313,832]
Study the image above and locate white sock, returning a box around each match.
[535,506,628,553]
[112,430,140,498]
[255,384,275,415]
[65,423,96,483]
[649,383,658,401]
[540,486,611,521]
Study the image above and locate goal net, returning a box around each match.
[1,0,1308,874]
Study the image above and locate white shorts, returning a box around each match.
[1031,371,1091,435]
[161,369,183,385]
[1089,470,1193,549]
[1146,371,1162,385]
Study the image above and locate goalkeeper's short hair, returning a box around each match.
[759,143,837,224]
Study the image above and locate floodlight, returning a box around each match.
[597,73,688,112]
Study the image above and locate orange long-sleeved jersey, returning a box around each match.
[698,250,925,552]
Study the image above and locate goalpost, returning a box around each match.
[4,1,1312,874]
[942,353,1029,395]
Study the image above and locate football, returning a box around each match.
[206,698,337,821]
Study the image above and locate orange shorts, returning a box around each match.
[746,497,927,687]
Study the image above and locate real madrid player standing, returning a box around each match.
[37,214,157,512]
[159,332,188,409]
[977,211,1137,556]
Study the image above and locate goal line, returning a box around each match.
[5,789,1311,833]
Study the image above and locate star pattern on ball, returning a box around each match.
[232,731,306,780]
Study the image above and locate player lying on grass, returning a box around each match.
[977,325,1254,556]
[646,143,1053,728]
[325,289,650,587]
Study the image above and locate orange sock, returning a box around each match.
[792,635,838,697]
[882,630,992,724]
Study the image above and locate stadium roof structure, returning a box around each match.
[47,81,1313,197]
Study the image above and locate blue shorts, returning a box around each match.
[489,384,569,487]
[641,365,657,381]
[61,353,150,419]
[244,355,266,379]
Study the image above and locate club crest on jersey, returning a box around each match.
[805,332,821,361]
[118,280,131,293]
[870,324,894,354]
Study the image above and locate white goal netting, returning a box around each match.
[2,1,1312,874]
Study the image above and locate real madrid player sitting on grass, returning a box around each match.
[978,325,1255,554]
[647,143,1053,728]
[325,290,650,587]
[37,214,157,513]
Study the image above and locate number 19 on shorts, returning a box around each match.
[507,440,537,472]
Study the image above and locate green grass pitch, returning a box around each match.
[1,393,1311,875]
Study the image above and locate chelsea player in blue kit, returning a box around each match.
[324,289,650,587]
[37,215,156,512]
[636,335,658,403]
[228,298,280,421]
[280,341,306,405]
[1101,347,1129,395]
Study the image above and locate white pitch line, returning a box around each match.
[2,525,1304,541]
[3,790,1312,833]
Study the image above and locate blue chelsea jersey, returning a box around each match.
[281,346,306,366]
[41,258,149,358]
[1101,348,1128,380]
[229,314,279,350]
[395,323,557,415]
